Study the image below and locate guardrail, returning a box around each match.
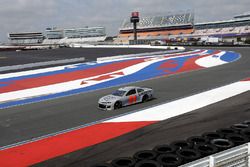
[0,57,85,73]
[96,50,182,62]
[68,44,185,51]
[69,44,186,63]
[181,142,250,167]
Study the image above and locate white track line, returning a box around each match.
[1,79,249,150]
[0,50,207,103]
[0,50,201,79]
[105,80,250,122]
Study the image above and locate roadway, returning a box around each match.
[39,91,250,167]
[0,47,165,67]
[0,47,249,166]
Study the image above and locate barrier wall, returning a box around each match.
[0,57,86,72]
[68,44,185,51]
[96,50,181,62]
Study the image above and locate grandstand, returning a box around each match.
[43,27,106,45]
[166,12,250,44]
[234,12,250,19]
[8,32,44,45]
[192,15,250,43]
[7,26,106,46]
[116,11,194,44]
[115,11,250,45]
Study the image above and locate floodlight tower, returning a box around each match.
[130,12,140,43]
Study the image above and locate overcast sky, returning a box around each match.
[0,0,249,42]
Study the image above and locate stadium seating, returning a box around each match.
[120,12,194,30]
[193,25,250,37]
[42,36,107,45]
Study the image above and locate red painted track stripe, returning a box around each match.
[0,121,156,166]
[242,78,250,81]
[91,71,124,81]
[0,59,143,93]
[0,50,205,94]
[173,50,221,73]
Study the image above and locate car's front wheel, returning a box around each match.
[114,101,122,110]
[142,95,149,103]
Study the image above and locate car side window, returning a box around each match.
[137,88,144,93]
[126,89,136,96]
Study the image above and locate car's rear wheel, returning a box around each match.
[142,95,149,103]
[114,101,122,109]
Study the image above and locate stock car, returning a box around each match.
[98,86,154,110]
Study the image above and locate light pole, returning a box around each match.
[130,12,140,44]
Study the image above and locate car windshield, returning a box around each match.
[112,90,126,97]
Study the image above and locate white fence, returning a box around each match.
[181,143,250,167]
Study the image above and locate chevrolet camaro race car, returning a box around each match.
[98,86,153,110]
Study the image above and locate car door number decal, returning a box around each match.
[129,95,137,104]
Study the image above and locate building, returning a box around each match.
[45,28,64,39]
[115,11,194,44]
[8,32,44,45]
[8,26,106,45]
[192,13,250,44]
[43,26,106,45]
[115,11,250,45]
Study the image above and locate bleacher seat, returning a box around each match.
[120,12,194,30]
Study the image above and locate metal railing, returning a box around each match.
[181,143,250,167]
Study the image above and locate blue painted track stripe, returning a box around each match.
[0,50,240,109]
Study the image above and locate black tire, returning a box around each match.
[194,144,218,157]
[133,150,157,161]
[210,138,234,151]
[187,136,208,146]
[153,144,177,155]
[170,140,193,150]
[242,120,250,126]
[202,132,223,141]
[240,128,250,140]
[224,134,249,146]
[176,148,201,164]
[157,153,183,167]
[114,101,122,110]
[216,128,238,137]
[111,157,136,167]
[91,163,113,167]
[142,95,149,103]
[135,160,161,167]
[231,124,249,132]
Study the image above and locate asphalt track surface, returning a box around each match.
[0,47,165,67]
[0,47,249,166]
[38,91,250,167]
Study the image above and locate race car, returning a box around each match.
[98,86,153,110]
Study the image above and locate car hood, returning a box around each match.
[99,95,120,103]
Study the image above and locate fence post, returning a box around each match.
[209,155,215,167]
[248,143,250,167]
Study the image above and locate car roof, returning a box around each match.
[118,86,139,91]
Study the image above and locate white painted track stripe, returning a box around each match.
[1,80,248,150]
[195,51,227,67]
[0,63,84,79]
[0,58,86,73]
[0,50,201,79]
[105,81,250,122]
[0,50,207,103]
